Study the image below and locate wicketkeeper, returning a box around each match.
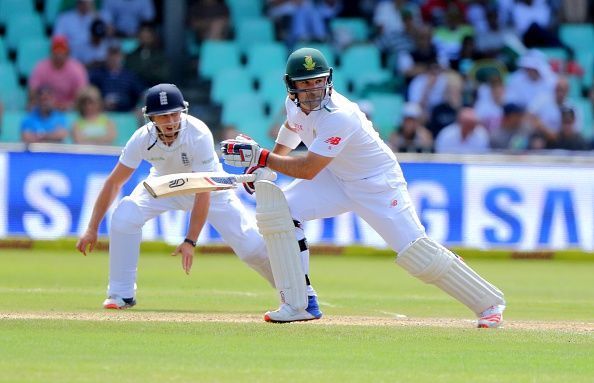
[221,48,506,327]
[76,84,307,311]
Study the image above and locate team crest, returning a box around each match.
[303,55,316,71]
[159,91,168,105]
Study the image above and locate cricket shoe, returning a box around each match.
[264,296,323,323]
[103,296,136,310]
[477,304,505,328]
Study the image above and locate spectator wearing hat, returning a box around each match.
[388,102,433,153]
[89,43,145,112]
[53,0,113,63]
[435,107,490,154]
[29,36,89,111]
[505,50,557,109]
[490,103,531,151]
[21,86,69,144]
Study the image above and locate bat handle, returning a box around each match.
[234,174,257,184]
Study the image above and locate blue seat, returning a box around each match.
[245,42,287,79]
[43,0,63,28]
[258,69,286,109]
[0,85,27,111]
[210,67,253,104]
[235,18,275,54]
[0,37,7,61]
[16,37,50,78]
[560,24,594,52]
[108,112,140,146]
[5,14,45,51]
[221,93,266,127]
[226,0,263,23]
[198,40,241,79]
[235,117,276,149]
[0,62,19,90]
[330,18,370,46]
[0,110,26,143]
[0,0,35,28]
[367,93,404,139]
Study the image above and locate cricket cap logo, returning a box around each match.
[303,55,316,71]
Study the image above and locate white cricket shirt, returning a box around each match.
[119,114,221,176]
[277,91,404,182]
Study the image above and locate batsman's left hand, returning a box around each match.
[221,134,269,168]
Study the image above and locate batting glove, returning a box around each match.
[221,135,270,168]
[243,165,277,195]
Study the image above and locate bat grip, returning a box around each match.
[234,174,257,184]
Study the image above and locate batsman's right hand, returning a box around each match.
[220,134,269,168]
[76,229,98,256]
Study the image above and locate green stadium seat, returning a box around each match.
[43,0,63,28]
[235,117,276,149]
[576,52,593,88]
[0,110,26,143]
[210,67,253,104]
[367,93,404,139]
[198,40,241,79]
[221,93,266,127]
[109,112,140,146]
[560,24,594,52]
[258,69,286,109]
[0,38,7,62]
[121,38,139,54]
[572,97,593,140]
[235,18,274,53]
[226,0,263,23]
[0,85,27,111]
[0,0,35,28]
[339,44,382,77]
[16,37,50,78]
[330,68,352,98]
[0,62,19,89]
[245,42,287,79]
[330,18,370,46]
[5,14,46,52]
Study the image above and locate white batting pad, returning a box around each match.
[255,181,307,311]
[396,237,505,314]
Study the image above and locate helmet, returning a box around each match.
[142,83,188,117]
[284,48,333,110]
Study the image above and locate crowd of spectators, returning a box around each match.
[1,0,593,154]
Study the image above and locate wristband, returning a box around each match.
[183,238,197,247]
[258,149,270,167]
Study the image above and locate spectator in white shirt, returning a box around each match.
[504,50,556,108]
[435,107,490,154]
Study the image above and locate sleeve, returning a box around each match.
[308,113,356,158]
[191,129,219,173]
[118,134,143,169]
[276,122,302,149]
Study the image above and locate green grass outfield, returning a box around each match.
[0,245,593,383]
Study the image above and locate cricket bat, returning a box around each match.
[143,172,257,198]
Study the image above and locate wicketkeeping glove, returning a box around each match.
[243,165,277,195]
[220,134,270,168]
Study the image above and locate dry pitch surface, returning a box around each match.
[2,311,592,333]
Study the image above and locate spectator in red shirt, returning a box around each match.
[28,36,89,111]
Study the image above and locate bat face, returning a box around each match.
[143,172,254,198]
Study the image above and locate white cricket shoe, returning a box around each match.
[103,296,136,310]
[264,303,319,323]
[477,304,505,328]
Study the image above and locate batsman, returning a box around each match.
[222,48,506,327]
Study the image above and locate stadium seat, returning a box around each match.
[258,69,286,109]
[0,0,35,28]
[572,97,593,140]
[121,38,139,54]
[245,42,287,79]
[198,40,242,79]
[109,112,140,146]
[16,37,50,78]
[330,68,352,98]
[5,14,46,52]
[560,24,594,52]
[226,0,263,23]
[0,85,27,111]
[235,117,276,149]
[576,52,593,89]
[0,37,7,62]
[43,0,63,28]
[221,93,266,127]
[0,62,19,90]
[367,93,404,139]
[210,67,253,104]
[0,110,26,143]
[234,18,275,54]
[330,18,370,46]
[339,44,382,77]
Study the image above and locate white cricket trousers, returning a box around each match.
[284,167,426,255]
[107,182,272,299]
